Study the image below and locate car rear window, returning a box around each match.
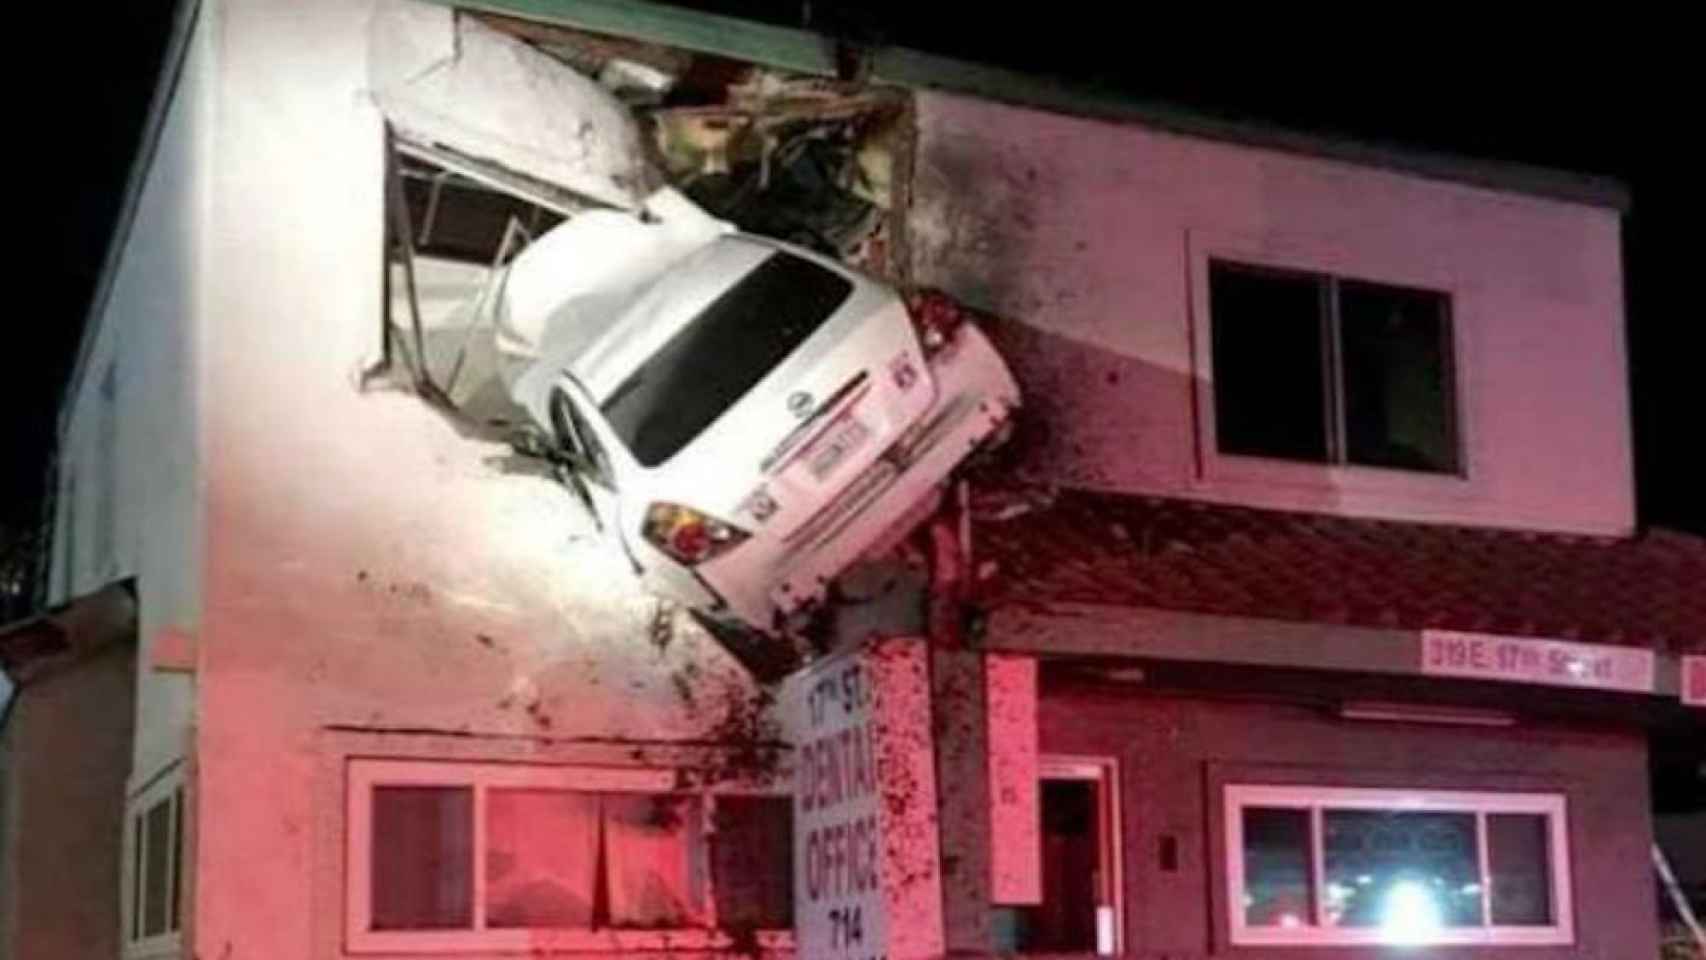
[601,251,855,467]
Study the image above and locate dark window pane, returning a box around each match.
[170,787,184,932]
[142,798,172,937]
[131,813,144,941]
[1339,281,1456,472]
[485,789,600,928]
[371,786,473,930]
[711,796,794,930]
[1488,814,1552,925]
[1323,810,1481,932]
[1242,806,1314,928]
[400,159,562,264]
[602,252,854,466]
[1209,262,1330,462]
[994,779,1103,951]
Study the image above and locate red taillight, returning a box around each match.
[671,522,711,560]
[643,503,750,566]
[904,289,968,358]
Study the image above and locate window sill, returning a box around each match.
[1194,449,1478,507]
[123,932,183,960]
[348,927,794,955]
[1230,928,1574,948]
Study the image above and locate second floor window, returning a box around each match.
[1209,260,1459,474]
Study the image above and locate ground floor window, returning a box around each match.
[123,764,185,958]
[345,759,792,953]
[1225,784,1572,946]
[992,757,1121,955]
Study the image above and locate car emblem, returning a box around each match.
[742,488,779,523]
[787,391,814,419]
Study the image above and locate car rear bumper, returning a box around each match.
[696,325,1020,631]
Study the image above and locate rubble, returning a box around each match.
[650,77,908,268]
[363,7,1021,667]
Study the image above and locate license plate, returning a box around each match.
[806,416,870,480]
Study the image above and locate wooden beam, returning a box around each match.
[986,604,1418,671]
[924,510,995,954]
[444,0,836,77]
[984,603,1689,698]
[467,10,693,75]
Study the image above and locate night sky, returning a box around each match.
[7,4,180,530]
[11,6,1702,541]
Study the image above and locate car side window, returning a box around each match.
[549,389,614,490]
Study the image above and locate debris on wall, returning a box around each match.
[697,679,786,787]
[650,71,909,274]
[361,6,1021,672]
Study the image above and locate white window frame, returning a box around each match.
[345,758,794,955]
[1224,784,1573,947]
[121,763,186,960]
[1186,229,1480,506]
[1040,756,1124,957]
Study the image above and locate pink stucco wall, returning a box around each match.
[911,93,1634,536]
[1040,686,1658,959]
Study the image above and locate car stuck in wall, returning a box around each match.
[364,3,1019,662]
[504,209,1018,641]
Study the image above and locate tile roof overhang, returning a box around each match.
[969,487,1699,722]
[966,489,1704,723]
[971,487,1706,658]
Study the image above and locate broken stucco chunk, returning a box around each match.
[648,72,908,264]
[368,1,656,210]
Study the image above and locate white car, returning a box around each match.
[507,224,1019,645]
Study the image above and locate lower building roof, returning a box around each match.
[972,487,1706,656]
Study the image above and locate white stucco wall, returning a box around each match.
[50,0,208,786]
[912,92,1634,535]
[191,1,770,954]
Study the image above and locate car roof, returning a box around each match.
[568,233,781,403]
[512,231,860,430]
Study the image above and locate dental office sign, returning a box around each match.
[1420,629,1655,693]
[785,637,944,960]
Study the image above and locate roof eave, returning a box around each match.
[441,0,1631,212]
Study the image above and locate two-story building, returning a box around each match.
[3,1,1701,958]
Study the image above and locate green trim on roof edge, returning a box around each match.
[439,0,1629,212]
